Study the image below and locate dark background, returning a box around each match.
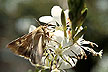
[0,0,108,72]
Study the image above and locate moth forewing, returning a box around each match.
[36,35,43,64]
[7,25,48,65]
[7,33,33,59]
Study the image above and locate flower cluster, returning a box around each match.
[30,6,103,71]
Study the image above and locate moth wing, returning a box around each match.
[7,32,34,59]
[7,26,45,65]
[30,35,44,64]
[37,35,43,64]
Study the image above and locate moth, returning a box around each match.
[7,25,51,65]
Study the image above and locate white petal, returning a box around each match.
[51,6,62,18]
[77,26,83,33]
[51,6,62,25]
[39,16,53,23]
[29,25,36,33]
[64,9,69,19]
[59,55,77,69]
[53,30,64,43]
[74,26,84,38]
[63,43,81,56]
[64,9,70,25]
[61,37,72,48]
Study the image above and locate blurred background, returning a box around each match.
[0,0,108,72]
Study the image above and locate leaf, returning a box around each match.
[61,10,67,37]
[79,8,88,25]
[68,0,86,38]
[75,8,88,33]
[76,0,85,17]
[68,0,85,20]
[68,0,86,39]
[68,0,75,21]
[73,26,87,43]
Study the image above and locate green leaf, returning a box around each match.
[79,8,88,24]
[74,9,87,38]
[61,10,67,37]
[68,0,76,22]
[76,0,85,17]
[68,0,86,39]
[67,0,88,43]
[73,26,87,43]
[68,0,85,20]
[75,8,88,33]
[81,7,88,15]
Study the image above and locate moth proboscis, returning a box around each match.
[7,25,50,65]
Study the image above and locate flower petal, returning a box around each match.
[51,6,62,18]
[64,9,69,24]
[39,16,54,23]
[59,55,77,69]
[51,6,62,25]
[64,9,69,19]
[53,30,64,43]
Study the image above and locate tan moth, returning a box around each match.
[7,25,51,65]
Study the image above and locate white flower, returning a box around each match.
[45,30,79,69]
[29,23,102,70]
[38,5,83,68]
[39,6,69,26]
[29,5,103,71]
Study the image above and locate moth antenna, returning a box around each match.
[33,18,41,26]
